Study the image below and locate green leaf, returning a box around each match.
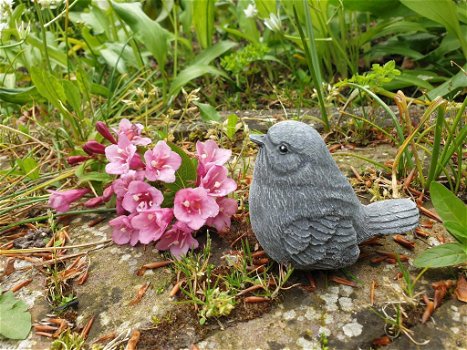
[62,80,82,114]
[225,114,239,140]
[430,182,467,227]
[162,142,198,207]
[192,41,237,66]
[111,1,170,70]
[192,0,215,49]
[0,291,32,340]
[445,221,467,245]
[413,243,467,268]
[0,87,41,104]
[16,157,40,180]
[77,171,113,184]
[427,65,467,99]
[400,0,467,57]
[193,101,221,122]
[167,142,197,189]
[169,65,228,97]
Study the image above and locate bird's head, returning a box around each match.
[250,121,329,180]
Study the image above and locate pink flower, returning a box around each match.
[112,170,145,197]
[131,208,173,243]
[206,197,238,233]
[122,181,163,213]
[83,140,106,155]
[117,118,151,146]
[196,140,231,176]
[48,188,90,213]
[109,215,139,246]
[144,141,182,183]
[174,187,219,230]
[199,165,237,197]
[156,221,198,259]
[105,134,137,175]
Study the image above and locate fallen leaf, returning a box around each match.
[421,295,434,323]
[372,335,392,346]
[455,275,467,303]
[127,330,140,350]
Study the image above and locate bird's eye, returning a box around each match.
[278,144,288,154]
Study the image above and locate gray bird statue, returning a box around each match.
[249,121,419,270]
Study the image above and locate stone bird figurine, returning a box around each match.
[249,121,419,270]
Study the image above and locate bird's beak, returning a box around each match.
[250,134,265,146]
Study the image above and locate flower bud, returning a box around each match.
[103,185,114,201]
[84,196,105,208]
[129,154,145,170]
[96,121,117,144]
[83,140,106,155]
[67,155,90,165]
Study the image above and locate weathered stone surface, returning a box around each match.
[68,216,177,342]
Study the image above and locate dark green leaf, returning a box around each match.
[165,142,198,191]
[0,291,32,340]
[413,243,467,268]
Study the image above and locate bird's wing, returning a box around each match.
[281,216,358,269]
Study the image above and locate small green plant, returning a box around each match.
[414,182,467,268]
[221,43,270,87]
[372,303,429,345]
[0,291,32,340]
[198,287,236,325]
[50,329,85,350]
[395,255,428,300]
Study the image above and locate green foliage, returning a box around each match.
[111,1,170,71]
[414,182,467,268]
[338,61,401,88]
[0,291,32,340]
[199,287,235,325]
[221,43,269,76]
[193,101,221,122]
[50,329,85,350]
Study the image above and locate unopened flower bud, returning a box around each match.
[83,140,106,155]
[67,155,90,165]
[96,121,117,144]
[103,185,114,201]
[84,196,105,208]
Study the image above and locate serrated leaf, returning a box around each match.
[413,243,467,268]
[0,291,32,340]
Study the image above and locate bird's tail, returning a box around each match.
[359,198,419,243]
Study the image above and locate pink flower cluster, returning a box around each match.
[48,119,238,259]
